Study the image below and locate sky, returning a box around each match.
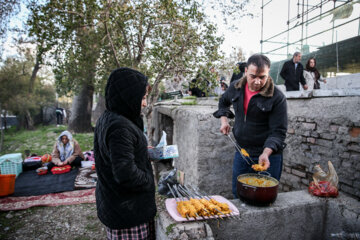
[213,0,360,62]
[3,0,360,64]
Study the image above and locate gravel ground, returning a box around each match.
[0,203,105,240]
[0,193,166,240]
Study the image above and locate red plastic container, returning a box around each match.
[0,174,16,197]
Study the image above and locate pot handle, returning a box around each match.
[258,171,271,177]
[243,184,257,191]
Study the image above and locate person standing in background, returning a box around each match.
[303,57,327,91]
[280,52,308,91]
[55,107,64,125]
[230,62,246,83]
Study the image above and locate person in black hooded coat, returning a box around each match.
[94,68,156,239]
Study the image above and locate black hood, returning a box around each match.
[105,68,148,130]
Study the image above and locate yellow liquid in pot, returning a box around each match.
[239,177,277,187]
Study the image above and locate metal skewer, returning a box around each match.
[179,185,230,220]
[186,185,240,220]
[173,185,197,220]
[227,134,256,165]
[167,184,190,220]
[176,185,207,220]
[177,185,220,220]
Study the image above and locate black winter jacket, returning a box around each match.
[280,60,306,91]
[214,77,288,156]
[94,68,156,229]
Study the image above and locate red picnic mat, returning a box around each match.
[0,188,95,211]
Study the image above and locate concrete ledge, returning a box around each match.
[156,191,360,240]
[312,89,360,97]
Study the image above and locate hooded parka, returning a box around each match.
[94,68,156,229]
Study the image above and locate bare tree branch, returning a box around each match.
[135,21,152,66]
[117,21,133,66]
[104,1,120,68]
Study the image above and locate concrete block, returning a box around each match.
[320,133,336,140]
[297,117,306,122]
[316,139,333,148]
[284,166,291,173]
[307,137,316,144]
[353,181,360,189]
[292,169,307,178]
[330,125,339,133]
[339,152,350,159]
[338,126,349,135]
[311,132,320,138]
[287,128,295,134]
[301,131,311,137]
[302,123,317,131]
[341,160,353,169]
[347,143,360,153]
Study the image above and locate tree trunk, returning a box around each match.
[25,110,35,130]
[23,51,41,130]
[68,83,94,133]
[92,94,106,124]
[29,54,41,93]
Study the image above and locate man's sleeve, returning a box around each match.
[263,94,288,152]
[213,85,234,118]
[300,65,307,86]
[280,62,287,80]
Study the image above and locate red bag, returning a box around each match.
[51,165,71,174]
[309,161,339,198]
[308,181,338,197]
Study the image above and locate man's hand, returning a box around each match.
[303,84,308,90]
[220,116,230,135]
[258,148,273,170]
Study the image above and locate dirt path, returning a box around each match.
[0,203,105,240]
[0,193,166,240]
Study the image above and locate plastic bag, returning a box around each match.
[308,161,339,197]
[156,131,167,148]
[158,168,178,197]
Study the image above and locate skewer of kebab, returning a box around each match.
[179,185,229,219]
[172,184,199,220]
[177,184,222,220]
[167,183,190,220]
[176,185,210,220]
[186,185,239,220]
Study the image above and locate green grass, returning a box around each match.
[183,96,197,100]
[166,223,176,235]
[181,100,197,105]
[0,125,94,157]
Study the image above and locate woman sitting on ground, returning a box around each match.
[48,130,84,170]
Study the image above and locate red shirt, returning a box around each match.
[244,82,260,115]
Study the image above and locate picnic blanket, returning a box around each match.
[74,167,97,189]
[0,188,95,211]
[11,168,79,197]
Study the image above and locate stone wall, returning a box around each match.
[156,190,360,240]
[151,86,360,199]
[281,96,360,199]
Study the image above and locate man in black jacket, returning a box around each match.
[214,54,288,198]
[94,68,156,239]
[280,52,308,91]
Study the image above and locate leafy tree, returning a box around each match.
[0,0,20,57]
[0,50,56,131]
[27,0,225,133]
